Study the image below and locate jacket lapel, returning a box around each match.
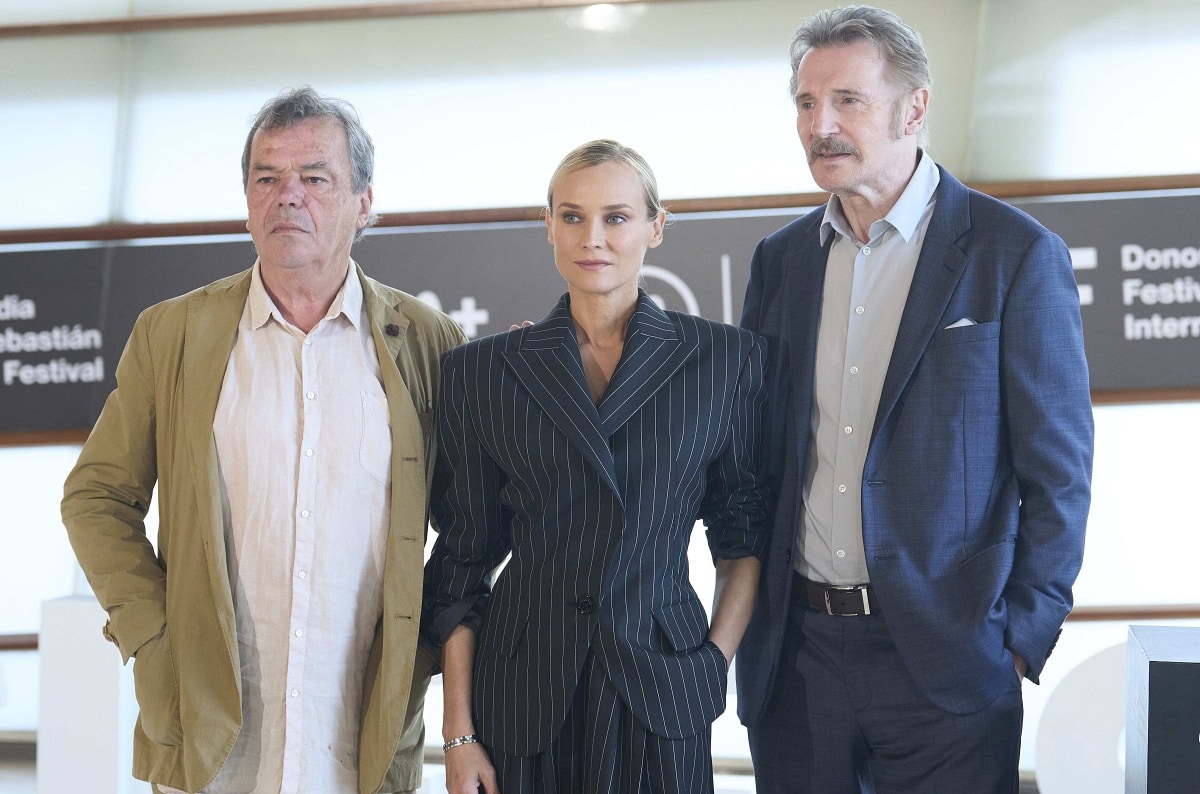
[358,266,424,418]
[874,167,971,434]
[503,295,622,499]
[597,291,695,437]
[181,269,249,643]
[181,272,247,495]
[789,216,833,475]
[363,275,410,380]
[358,267,429,496]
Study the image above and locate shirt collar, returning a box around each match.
[820,149,941,245]
[247,260,362,331]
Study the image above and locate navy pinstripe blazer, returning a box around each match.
[424,290,770,757]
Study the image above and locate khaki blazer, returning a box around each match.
[62,264,466,793]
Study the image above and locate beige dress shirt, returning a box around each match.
[178,262,391,793]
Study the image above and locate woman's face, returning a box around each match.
[546,160,664,303]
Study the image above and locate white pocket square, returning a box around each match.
[944,317,976,329]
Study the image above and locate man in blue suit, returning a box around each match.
[736,6,1094,792]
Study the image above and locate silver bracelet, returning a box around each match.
[442,734,479,753]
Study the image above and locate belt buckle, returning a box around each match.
[824,585,871,616]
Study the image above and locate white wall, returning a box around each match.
[7,0,1200,232]
[970,0,1200,179]
[3,0,1199,785]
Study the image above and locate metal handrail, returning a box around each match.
[0,634,37,652]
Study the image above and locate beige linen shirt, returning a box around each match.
[196,264,388,791]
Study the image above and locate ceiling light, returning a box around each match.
[568,4,628,33]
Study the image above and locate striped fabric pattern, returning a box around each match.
[425,290,770,758]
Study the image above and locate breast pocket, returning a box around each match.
[359,391,392,484]
[932,320,999,351]
[928,320,1001,402]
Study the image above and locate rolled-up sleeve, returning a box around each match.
[700,333,772,562]
[422,348,512,648]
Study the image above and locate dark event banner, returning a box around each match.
[2,190,1198,434]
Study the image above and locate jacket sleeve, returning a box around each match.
[739,237,770,335]
[61,312,167,663]
[1000,228,1094,681]
[699,332,772,562]
[423,348,511,647]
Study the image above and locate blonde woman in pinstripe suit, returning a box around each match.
[424,140,771,794]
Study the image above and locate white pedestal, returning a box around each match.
[1126,625,1200,793]
[38,595,149,793]
[1035,643,1126,793]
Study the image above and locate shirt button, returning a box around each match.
[290,689,299,698]
[305,449,314,457]
[297,570,307,579]
[301,509,311,518]
[303,339,312,346]
[843,426,853,434]
[855,306,865,315]
[576,596,595,614]
[836,549,846,558]
[306,391,315,400]
[838,484,847,493]
[862,246,872,255]
[849,366,859,375]
[294,629,303,638]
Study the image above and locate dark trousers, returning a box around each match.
[747,581,1023,793]
[489,651,713,794]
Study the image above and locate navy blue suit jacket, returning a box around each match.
[425,291,771,756]
[736,166,1094,722]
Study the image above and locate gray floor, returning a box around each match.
[0,744,765,793]
[0,743,1043,793]
[0,748,768,791]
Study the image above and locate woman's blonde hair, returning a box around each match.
[546,139,665,219]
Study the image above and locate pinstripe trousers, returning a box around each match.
[488,650,714,794]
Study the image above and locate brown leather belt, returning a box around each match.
[796,575,879,616]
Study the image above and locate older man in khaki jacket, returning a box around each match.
[62,87,465,793]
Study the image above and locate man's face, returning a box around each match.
[245,116,372,274]
[793,40,926,202]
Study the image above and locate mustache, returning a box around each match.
[808,138,860,160]
[268,213,312,231]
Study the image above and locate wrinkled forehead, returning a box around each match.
[794,41,902,96]
[251,116,349,159]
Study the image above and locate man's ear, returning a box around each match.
[904,87,930,136]
[357,186,374,229]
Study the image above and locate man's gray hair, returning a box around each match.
[241,86,379,235]
[789,5,932,143]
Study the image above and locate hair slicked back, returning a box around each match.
[546,139,665,220]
